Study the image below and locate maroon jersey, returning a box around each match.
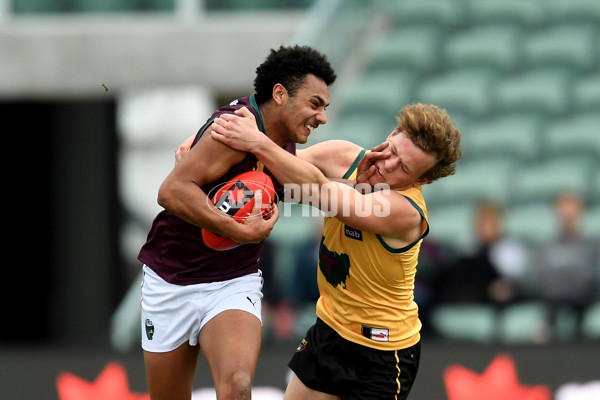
[138,95,294,285]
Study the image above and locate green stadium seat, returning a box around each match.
[442,25,524,73]
[572,73,600,111]
[504,202,558,244]
[430,304,497,343]
[593,173,600,203]
[542,114,600,159]
[146,0,175,12]
[493,69,572,116]
[465,0,547,29]
[522,25,598,72]
[497,302,579,343]
[70,0,139,13]
[582,303,600,340]
[12,0,65,13]
[511,157,596,205]
[205,0,311,10]
[497,302,548,343]
[337,71,416,121]
[426,203,475,248]
[317,114,395,149]
[414,69,497,117]
[365,26,443,74]
[463,114,542,163]
[581,205,600,240]
[546,0,600,25]
[424,158,515,207]
[384,0,467,31]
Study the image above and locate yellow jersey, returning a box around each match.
[315,151,428,350]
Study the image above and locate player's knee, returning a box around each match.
[217,371,253,399]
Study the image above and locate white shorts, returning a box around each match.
[140,265,264,353]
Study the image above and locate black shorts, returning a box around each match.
[288,318,421,400]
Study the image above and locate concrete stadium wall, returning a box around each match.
[0,12,305,99]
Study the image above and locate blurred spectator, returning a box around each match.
[287,226,322,307]
[260,238,296,341]
[438,200,529,308]
[530,192,599,340]
[416,238,453,337]
[261,226,323,342]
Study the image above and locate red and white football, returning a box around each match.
[202,170,276,251]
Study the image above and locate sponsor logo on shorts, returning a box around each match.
[145,318,154,340]
[296,338,308,352]
[361,325,389,342]
[246,296,257,308]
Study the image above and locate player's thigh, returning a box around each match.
[144,342,200,400]
[284,373,339,400]
[199,309,262,379]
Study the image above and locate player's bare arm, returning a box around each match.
[211,108,425,245]
[320,182,426,247]
[297,140,391,191]
[159,125,278,244]
[211,108,329,188]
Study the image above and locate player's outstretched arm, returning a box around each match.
[211,107,329,190]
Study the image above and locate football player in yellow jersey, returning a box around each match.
[208,103,462,400]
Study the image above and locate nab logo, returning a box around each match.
[344,225,363,241]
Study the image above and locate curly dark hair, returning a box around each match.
[254,45,337,104]
[396,103,463,183]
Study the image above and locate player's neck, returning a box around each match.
[259,103,288,148]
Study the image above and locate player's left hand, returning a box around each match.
[211,107,266,152]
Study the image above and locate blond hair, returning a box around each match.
[396,103,463,183]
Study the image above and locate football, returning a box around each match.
[202,170,276,251]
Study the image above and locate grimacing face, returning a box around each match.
[368,130,438,191]
[281,74,330,144]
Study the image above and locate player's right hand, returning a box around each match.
[237,190,279,244]
[175,134,195,166]
[356,142,391,185]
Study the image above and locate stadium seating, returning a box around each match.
[384,0,467,31]
[442,24,524,73]
[429,304,497,343]
[503,202,558,245]
[465,0,547,29]
[496,302,548,343]
[521,25,598,72]
[425,203,474,248]
[317,113,395,149]
[462,114,542,163]
[414,69,497,117]
[546,0,600,25]
[337,71,416,121]
[365,26,443,75]
[492,68,573,116]
[424,158,515,207]
[572,73,600,111]
[582,205,600,239]
[511,156,596,205]
[582,303,600,340]
[541,113,600,159]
